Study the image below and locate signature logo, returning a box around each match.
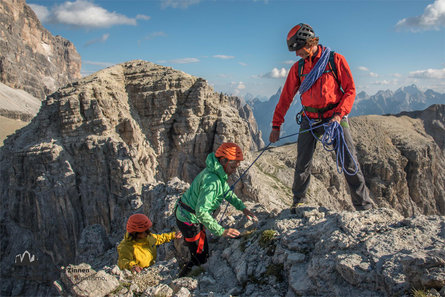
[14,250,38,266]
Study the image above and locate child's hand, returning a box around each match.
[132,265,142,273]
[175,231,183,239]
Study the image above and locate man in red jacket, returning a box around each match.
[269,23,373,212]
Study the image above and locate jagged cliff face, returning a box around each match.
[0,60,263,296]
[0,0,81,99]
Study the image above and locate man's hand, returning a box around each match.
[330,114,341,124]
[132,265,143,273]
[243,208,258,221]
[269,129,280,143]
[222,228,240,238]
[175,231,183,239]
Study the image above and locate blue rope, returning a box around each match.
[305,117,359,175]
[299,47,331,95]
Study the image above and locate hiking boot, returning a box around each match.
[290,203,305,214]
[177,263,193,278]
[355,203,373,211]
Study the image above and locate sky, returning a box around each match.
[28,0,445,100]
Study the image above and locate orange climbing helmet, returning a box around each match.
[126,214,152,233]
[215,142,243,161]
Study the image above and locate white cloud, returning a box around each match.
[261,67,288,79]
[236,82,246,90]
[84,33,109,46]
[283,60,295,65]
[29,0,147,28]
[144,31,167,40]
[396,0,445,31]
[358,66,378,77]
[161,0,201,9]
[28,4,50,22]
[371,80,392,86]
[136,14,151,21]
[158,58,200,64]
[230,81,246,96]
[213,55,235,60]
[409,68,445,79]
[83,60,114,67]
[238,62,247,66]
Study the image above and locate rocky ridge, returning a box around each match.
[55,195,445,297]
[0,0,81,99]
[0,60,263,296]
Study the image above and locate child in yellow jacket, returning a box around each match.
[118,214,182,273]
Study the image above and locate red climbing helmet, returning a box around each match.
[287,23,315,51]
[126,214,152,233]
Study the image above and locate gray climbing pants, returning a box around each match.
[292,116,373,209]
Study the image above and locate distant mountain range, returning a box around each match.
[246,84,445,145]
[351,84,445,116]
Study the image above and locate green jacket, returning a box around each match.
[175,153,246,236]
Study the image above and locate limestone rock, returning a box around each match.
[52,198,444,296]
[61,265,119,297]
[0,0,81,99]
[0,82,41,121]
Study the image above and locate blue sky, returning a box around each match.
[28,0,445,99]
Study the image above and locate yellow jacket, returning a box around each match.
[117,231,176,270]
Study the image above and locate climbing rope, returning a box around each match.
[304,115,359,176]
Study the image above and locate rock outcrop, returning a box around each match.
[0,0,81,99]
[55,204,445,297]
[0,60,262,296]
[0,82,41,121]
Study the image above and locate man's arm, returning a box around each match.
[271,63,300,128]
[332,53,356,118]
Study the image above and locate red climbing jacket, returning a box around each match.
[272,44,356,127]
